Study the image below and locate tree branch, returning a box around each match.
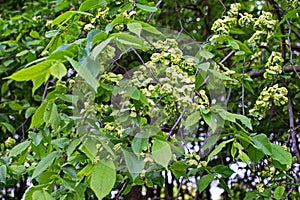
[166,108,186,140]
[287,95,300,164]
[249,66,300,78]
[146,0,163,23]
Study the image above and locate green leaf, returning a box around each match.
[66,139,81,157]
[138,21,162,35]
[125,86,141,100]
[211,165,234,178]
[22,185,47,200]
[208,69,232,81]
[197,174,215,193]
[5,60,53,81]
[185,111,201,127]
[50,62,67,80]
[25,107,36,119]
[112,32,149,50]
[51,11,92,27]
[66,56,99,92]
[251,134,272,155]
[248,145,265,164]
[127,22,142,37]
[270,144,292,166]
[52,138,69,149]
[9,141,31,157]
[151,139,172,168]
[16,50,29,57]
[132,132,149,156]
[238,150,250,165]
[169,161,188,179]
[136,3,157,12]
[217,109,252,130]
[79,0,107,11]
[207,139,234,162]
[44,101,60,130]
[32,75,46,95]
[32,151,60,179]
[0,122,16,133]
[122,147,144,180]
[199,50,214,59]
[0,165,7,184]
[92,32,107,47]
[228,39,239,50]
[79,138,98,161]
[30,101,47,129]
[233,40,252,55]
[90,160,116,200]
[45,30,60,38]
[244,190,258,200]
[32,190,55,200]
[202,111,217,133]
[274,186,285,200]
[91,37,114,60]
[30,30,40,39]
[277,7,300,27]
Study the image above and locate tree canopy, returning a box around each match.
[0,0,300,199]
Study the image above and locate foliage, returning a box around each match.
[1,0,300,199]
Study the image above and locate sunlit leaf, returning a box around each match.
[90,160,116,200]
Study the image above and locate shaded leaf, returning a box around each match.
[197,174,215,193]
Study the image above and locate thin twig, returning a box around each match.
[286,20,300,80]
[175,177,184,200]
[226,88,232,107]
[220,50,235,64]
[42,80,50,102]
[174,0,197,40]
[284,178,300,199]
[287,95,300,163]
[218,0,227,16]
[129,0,137,12]
[241,57,246,115]
[146,0,163,23]
[116,181,128,200]
[197,76,209,90]
[130,47,162,85]
[166,108,186,140]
